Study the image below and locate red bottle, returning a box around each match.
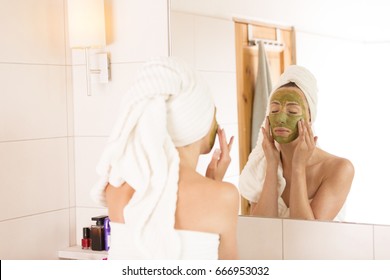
[81,227,91,249]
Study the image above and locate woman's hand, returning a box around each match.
[292,120,318,167]
[206,127,234,181]
[261,117,280,167]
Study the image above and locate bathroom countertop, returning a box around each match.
[58,246,108,260]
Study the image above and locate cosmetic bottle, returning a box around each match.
[91,215,107,251]
[104,217,111,251]
[81,227,91,249]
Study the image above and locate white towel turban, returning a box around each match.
[239,65,318,208]
[90,56,215,259]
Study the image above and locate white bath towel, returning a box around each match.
[239,65,318,208]
[90,57,215,259]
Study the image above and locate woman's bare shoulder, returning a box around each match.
[202,176,239,201]
[176,170,239,233]
[318,150,355,182]
[322,151,354,172]
[179,167,239,205]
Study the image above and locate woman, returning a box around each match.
[239,65,354,221]
[91,57,239,259]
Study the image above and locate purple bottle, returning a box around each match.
[104,217,110,251]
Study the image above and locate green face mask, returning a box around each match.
[268,88,308,144]
[209,119,218,149]
[208,110,218,150]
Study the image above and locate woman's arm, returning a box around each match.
[289,165,315,219]
[310,158,354,220]
[251,163,279,217]
[289,120,354,220]
[105,182,135,223]
[289,120,316,219]
[251,118,281,217]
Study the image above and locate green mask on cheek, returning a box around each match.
[268,89,308,144]
[209,120,218,149]
[269,113,302,143]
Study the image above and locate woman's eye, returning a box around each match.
[271,110,279,113]
[288,111,298,115]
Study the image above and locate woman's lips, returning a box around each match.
[273,128,291,135]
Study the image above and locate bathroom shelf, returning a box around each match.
[58,246,108,260]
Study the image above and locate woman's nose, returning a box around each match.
[275,112,288,124]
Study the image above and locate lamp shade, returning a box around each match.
[67,0,106,48]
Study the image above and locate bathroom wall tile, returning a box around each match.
[105,0,169,63]
[201,71,238,125]
[0,0,65,65]
[283,219,374,259]
[0,64,67,141]
[67,137,76,208]
[72,62,142,137]
[170,11,195,66]
[0,138,69,221]
[63,0,72,66]
[69,207,77,247]
[171,0,232,18]
[237,216,283,260]
[74,137,108,207]
[66,65,75,137]
[196,124,239,178]
[76,207,108,247]
[0,209,70,260]
[374,224,390,260]
[194,16,235,72]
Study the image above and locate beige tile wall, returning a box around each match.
[283,219,373,260]
[0,210,70,259]
[237,216,390,260]
[0,0,170,259]
[236,216,390,260]
[237,216,283,259]
[374,224,390,260]
[0,0,70,259]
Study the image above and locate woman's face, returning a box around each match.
[268,86,310,144]
[200,108,218,154]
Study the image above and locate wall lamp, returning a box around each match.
[67,0,110,96]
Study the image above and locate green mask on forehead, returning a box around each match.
[268,88,309,144]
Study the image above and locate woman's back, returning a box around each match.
[105,165,239,259]
[175,165,239,259]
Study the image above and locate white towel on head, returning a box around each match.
[90,56,215,259]
[239,65,318,210]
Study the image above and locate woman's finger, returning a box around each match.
[298,119,305,141]
[265,117,274,142]
[227,136,234,152]
[220,128,228,151]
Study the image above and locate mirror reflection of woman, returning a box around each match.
[239,66,354,221]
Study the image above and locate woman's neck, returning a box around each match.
[176,143,202,170]
[279,141,296,169]
[279,141,319,169]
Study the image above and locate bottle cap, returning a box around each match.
[83,227,90,238]
[91,215,108,226]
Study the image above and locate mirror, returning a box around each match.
[170,0,390,225]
